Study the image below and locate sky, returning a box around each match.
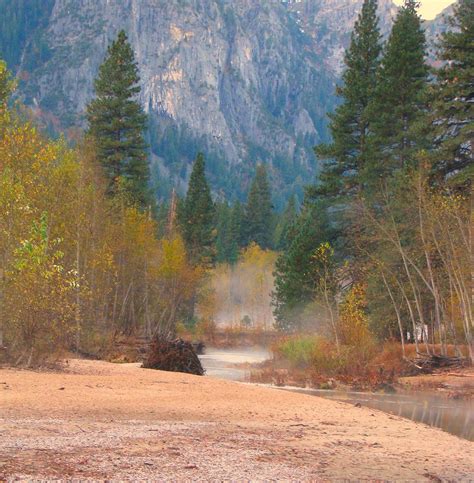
[393,0,454,19]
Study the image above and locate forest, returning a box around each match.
[0,0,472,376]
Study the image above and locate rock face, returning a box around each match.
[1,0,452,204]
[284,0,399,75]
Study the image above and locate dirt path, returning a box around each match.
[1,359,473,480]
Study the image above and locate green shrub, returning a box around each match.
[274,334,378,377]
[274,335,323,368]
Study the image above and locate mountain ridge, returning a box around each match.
[0,0,452,205]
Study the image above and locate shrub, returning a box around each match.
[3,214,77,367]
[274,335,321,368]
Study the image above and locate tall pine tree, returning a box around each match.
[230,200,244,249]
[179,153,216,267]
[216,202,239,264]
[315,0,382,198]
[274,195,298,251]
[244,164,273,249]
[272,198,334,332]
[368,0,429,179]
[87,30,151,208]
[432,0,473,186]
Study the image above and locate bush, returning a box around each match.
[273,335,321,368]
[2,215,77,367]
[273,334,378,378]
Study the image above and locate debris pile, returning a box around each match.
[412,354,467,372]
[142,338,205,376]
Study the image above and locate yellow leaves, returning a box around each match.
[0,98,204,358]
[338,283,373,348]
[312,242,334,265]
[206,245,277,329]
[159,235,187,279]
[0,60,15,108]
[157,234,200,298]
[240,242,278,270]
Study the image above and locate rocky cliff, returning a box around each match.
[0,0,452,204]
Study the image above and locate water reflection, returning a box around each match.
[199,347,473,441]
[283,387,473,441]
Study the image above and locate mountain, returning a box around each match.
[0,0,453,206]
[284,0,455,73]
[425,3,456,62]
[283,0,398,75]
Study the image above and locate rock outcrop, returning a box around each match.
[0,0,452,203]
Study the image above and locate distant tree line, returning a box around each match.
[165,151,299,268]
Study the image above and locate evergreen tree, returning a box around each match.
[432,0,473,186]
[244,164,273,249]
[86,30,151,208]
[368,0,429,179]
[216,201,243,264]
[216,202,228,264]
[272,199,334,332]
[315,0,382,198]
[274,195,298,251]
[231,201,245,248]
[179,153,216,266]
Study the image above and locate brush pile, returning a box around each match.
[412,353,467,372]
[142,338,205,375]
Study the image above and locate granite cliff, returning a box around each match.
[0,0,452,203]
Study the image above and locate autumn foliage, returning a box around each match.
[0,72,200,366]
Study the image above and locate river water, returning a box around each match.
[199,348,473,441]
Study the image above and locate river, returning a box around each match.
[199,347,473,441]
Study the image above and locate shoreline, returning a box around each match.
[1,359,473,480]
[245,361,474,400]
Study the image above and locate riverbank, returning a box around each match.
[1,359,473,480]
[399,369,474,398]
[249,362,474,399]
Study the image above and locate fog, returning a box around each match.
[209,248,277,330]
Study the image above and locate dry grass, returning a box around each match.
[255,337,471,390]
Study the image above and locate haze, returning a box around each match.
[393,0,454,19]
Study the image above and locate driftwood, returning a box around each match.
[410,353,467,372]
[192,341,206,355]
[142,338,205,376]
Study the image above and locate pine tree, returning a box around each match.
[368,0,429,179]
[274,195,298,251]
[231,201,245,249]
[432,0,473,186]
[216,202,234,264]
[272,199,334,332]
[179,153,216,266]
[86,30,151,208]
[315,0,382,198]
[244,164,273,249]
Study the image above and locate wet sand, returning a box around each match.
[1,359,473,480]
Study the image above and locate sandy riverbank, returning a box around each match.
[1,359,473,480]
[399,369,474,398]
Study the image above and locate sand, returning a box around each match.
[1,359,473,480]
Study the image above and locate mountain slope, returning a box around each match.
[0,0,453,205]
[3,0,338,205]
